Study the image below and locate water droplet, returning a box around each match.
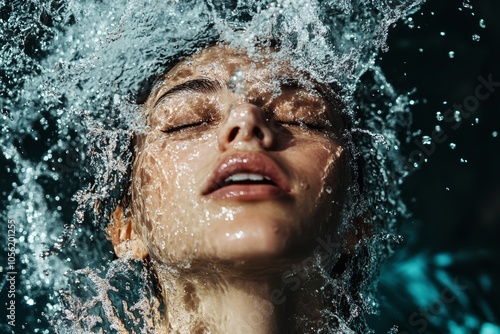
[325,186,332,194]
[492,131,498,138]
[479,19,486,28]
[448,51,455,59]
[436,112,444,121]
[462,1,473,10]
[440,31,446,36]
[229,69,245,94]
[445,187,450,191]
[449,143,456,150]
[422,136,432,145]
[460,158,468,163]
[472,34,480,42]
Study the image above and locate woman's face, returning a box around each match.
[130,46,350,266]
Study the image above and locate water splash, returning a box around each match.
[1,0,425,332]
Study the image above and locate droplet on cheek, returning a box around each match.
[176,143,188,150]
[201,133,213,141]
[222,230,246,242]
[187,151,200,161]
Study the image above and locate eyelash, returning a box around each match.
[265,105,328,131]
[161,121,209,133]
[159,113,327,134]
[274,119,325,131]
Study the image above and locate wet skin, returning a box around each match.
[130,45,350,267]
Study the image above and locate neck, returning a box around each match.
[153,262,324,333]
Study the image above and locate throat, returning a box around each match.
[157,270,281,334]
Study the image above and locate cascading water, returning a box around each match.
[1,0,497,333]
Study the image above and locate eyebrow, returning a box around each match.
[153,76,343,113]
[153,78,223,108]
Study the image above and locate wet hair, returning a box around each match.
[134,40,218,104]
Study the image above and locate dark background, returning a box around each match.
[371,0,500,332]
[383,1,500,261]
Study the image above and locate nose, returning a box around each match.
[218,103,274,151]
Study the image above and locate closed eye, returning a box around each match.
[275,119,326,131]
[161,121,209,133]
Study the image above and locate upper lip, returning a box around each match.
[201,152,291,196]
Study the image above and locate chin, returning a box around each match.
[209,214,301,263]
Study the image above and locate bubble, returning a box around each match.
[472,34,481,42]
[449,143,456,150]
[492,131,498,138]
[448,51,455,59]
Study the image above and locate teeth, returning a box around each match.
[224,173,271,183]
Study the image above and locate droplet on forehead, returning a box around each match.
[229,69,245,94]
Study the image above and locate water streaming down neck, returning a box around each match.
[1,0,424,332]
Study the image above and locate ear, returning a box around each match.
[107,205,149,260]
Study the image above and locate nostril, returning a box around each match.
[253,126,264,140]
[228,127,239,142]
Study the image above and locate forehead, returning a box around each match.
[148,45,335,107]
[143,45,346,137]
[159,46,295,90]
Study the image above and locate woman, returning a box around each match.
[106,44,367,333]
[1,1,419,333]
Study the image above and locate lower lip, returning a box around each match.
[206,184,289,201]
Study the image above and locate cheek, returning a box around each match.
[315,144,351,231]
[292,140,346,224]
[136,141,207,201]
[130,148,168,239]
[294,140,343,193]
[130,140,216,257]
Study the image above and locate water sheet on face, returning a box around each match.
[0,0,424,332]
